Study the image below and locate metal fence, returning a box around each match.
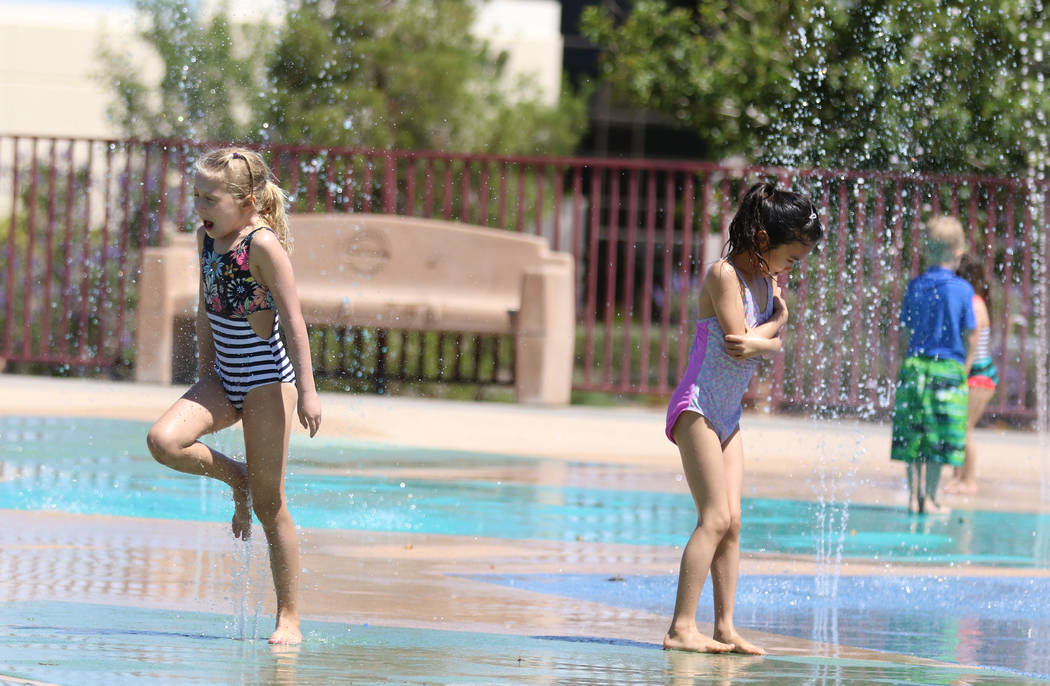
[2,135,1047,421]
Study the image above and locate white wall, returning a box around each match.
[473,0,563,106]
[0,2,143,137]
[0,0,565,139]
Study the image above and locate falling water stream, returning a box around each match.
[199,429,267,641]
[771,3,1050,656]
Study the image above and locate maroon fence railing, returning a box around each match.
[2,135,1048,422]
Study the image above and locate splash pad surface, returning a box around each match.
[1,377,1048,684]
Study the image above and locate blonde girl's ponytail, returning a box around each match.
[194,147,292,252]
[257,179,291,253]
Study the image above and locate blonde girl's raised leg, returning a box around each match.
[242,382,301,645]
[664,413,734,654]
[709,429,765,655]
[146,374,251,539]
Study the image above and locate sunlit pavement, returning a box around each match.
[2,374,1049,684]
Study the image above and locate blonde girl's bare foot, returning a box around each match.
[269,618,302,645]
[714,630,766,655]
[908,497,922,514]
[232,478,252,540]
[664,627,735,653]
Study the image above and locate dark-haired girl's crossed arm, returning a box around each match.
[724,281,788,360]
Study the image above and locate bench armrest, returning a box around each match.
[135,242,198,384]
[515,252,575,404]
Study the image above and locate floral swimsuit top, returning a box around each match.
[201,227,276,319]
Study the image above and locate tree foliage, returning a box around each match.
[99,0,587,155]
[98,0,271,141]
[581,0,1050,175]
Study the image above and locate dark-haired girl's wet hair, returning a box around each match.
[957,253,991,317]
[726,181,824,273]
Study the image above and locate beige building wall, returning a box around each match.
[0,2,142,138]
[0,0,564,139]
[474,0,564,106]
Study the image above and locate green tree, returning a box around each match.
[263,0,587,154]
[98,0,272,141]
[581,0,1050,175]
[98,0,588,155]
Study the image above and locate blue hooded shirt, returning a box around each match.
[899,266,976,365]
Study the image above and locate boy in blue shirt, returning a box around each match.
[891,216,977,514]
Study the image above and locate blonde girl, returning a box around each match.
[147,147,321,645]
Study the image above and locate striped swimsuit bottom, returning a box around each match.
[208,311,295,410]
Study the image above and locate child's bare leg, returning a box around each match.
[242,382,301,645]
[147,374,251,538]
[906,462,923,513]
[710,430,765,655]
[664,414,734,654]
[946,386,993,495]
[924,463,951,515]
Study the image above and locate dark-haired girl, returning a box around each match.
[663,181,823,654]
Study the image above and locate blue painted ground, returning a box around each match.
[469,572,1050,681]
[1,600,1043,686]
[3,416,1050,566]
[5,416,1050,682]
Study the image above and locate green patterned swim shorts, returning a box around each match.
[890,356,968,466]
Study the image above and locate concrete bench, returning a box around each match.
[134,213,575,404]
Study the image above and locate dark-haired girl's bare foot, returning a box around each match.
[664,627,735,653]
[714,629,766,655]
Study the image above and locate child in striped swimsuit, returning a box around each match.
[945,254,998,496]
[663,182,823,656]
[147,147,321,645]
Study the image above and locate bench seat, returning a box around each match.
[298,288,518,333]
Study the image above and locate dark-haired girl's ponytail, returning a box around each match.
[726,182,773,268]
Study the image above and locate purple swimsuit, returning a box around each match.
[665,263,774,444]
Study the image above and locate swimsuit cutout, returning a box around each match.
[201,227,295,409]
[665,262,774,444]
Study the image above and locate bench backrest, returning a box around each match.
[289,214,552,297]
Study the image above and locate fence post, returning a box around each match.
[383,151,397,214]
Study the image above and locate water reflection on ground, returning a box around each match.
[1,601,1042,686]
[473,573,1050,680]
[3,415,1049,683]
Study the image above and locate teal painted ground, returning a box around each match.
[5,416,1050,682]
[3,416,1050,566]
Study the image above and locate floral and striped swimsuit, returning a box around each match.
[665,263,773,444]
[201,227,295,409]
